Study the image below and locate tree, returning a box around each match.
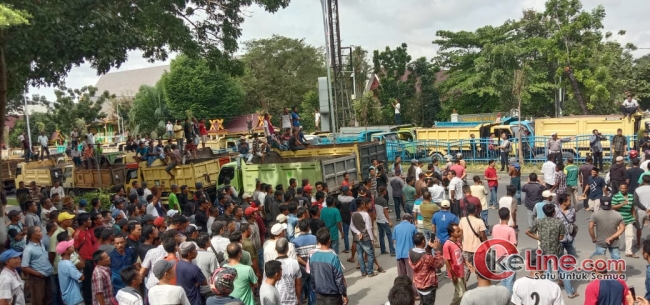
[128,84,168,138]
[351,46,371,100]
[162,55,245,120]
[372,43,417,124]
[7,93,47,115]
[46,86,109,136]
[239,35,326,124]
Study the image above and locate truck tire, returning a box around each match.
[430,152,444,162]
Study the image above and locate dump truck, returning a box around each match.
[1,159,20,191]
[68,165,133,196]
[14,160,73,191]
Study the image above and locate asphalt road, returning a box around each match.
[344,175,648,305]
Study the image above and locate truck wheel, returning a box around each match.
[430,152,444,162]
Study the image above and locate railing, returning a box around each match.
[386,134,640,163]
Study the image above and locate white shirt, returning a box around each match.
[541,161,556,185]
[38,135,49,147]
[166,123,173,132]
[263,239,297,264]
[314,112,321,123]
[86,133,95,145]
[394,102,400,114]
[148,285,190,305]
[0,268,25,305]
[415,166,423,178]
[18,134,25,142]
[51,186,64,199]
[41,206,57,221]
[141,245,167,289]
[116,287,143,305]
[449,177,464,200]
[428,185,445,203]
[641,160,650,172]
[143,188,152,198]
[210,236,230,255]
[263,120,271,137]
[511,276,564,305]
[258,192,267,207]
[146,202,159,217]
[275,257,301,305]
[623,99,639,108]
[281,114,292,129]
[498,196,517,227]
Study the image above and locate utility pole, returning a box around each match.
[23,90,32,148]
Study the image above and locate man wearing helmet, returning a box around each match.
[207,267,244,305]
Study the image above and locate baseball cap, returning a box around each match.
[341,186,350,193]
[166,210,179,217]
[8,210,21,218]
[551,132,557,136]
[304,185,313,192]
[0,249,22,262]
[152,260,175,279]
[154,216,165,227]
[244,207,258,216]
[179,242,197,255]
[210,267,238,295]
[440,200,450,208]
[111,209,122,219]
[58,212,75,223]
[242,193,251,199]
[56,240,75,255]
[271,223,287,236]
[78,199,88,207]
[616,156,624,162]
[600,196,612,210]
[411,159,418,164]
[276,214,288,223]
[542,190,556,198]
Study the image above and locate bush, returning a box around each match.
[74,188,114,211]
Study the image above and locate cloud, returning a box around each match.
[30,0,650,101]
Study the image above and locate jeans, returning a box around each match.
[500,151,508,170]
[258,248,264,278]
[404,204,413,216]
[498,263,516,295]
[342,223,350,251]
[40,146,51,160]
[545,259,575,295]
[561,240,578,257]
[593,151,604,171]
[480,210,489,234]
[395,113,401,125]
[377,222,395,254]
[393,197,404,220]
[511,177,521,205]
[356,240,375,275]
[302,275,316,305]
[593,245,621,260]
[237,153,252,166]
[419,289,436,305]
[51,274,63,305]
[489,186,498,208]
[331,239,340,255]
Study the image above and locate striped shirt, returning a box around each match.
[116,287,143,305]
[554,171,567,194]
[612,192,635,224]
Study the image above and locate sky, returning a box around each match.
[29,0,650,110]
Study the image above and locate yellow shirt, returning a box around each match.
[470,184,489,210]
[458,216,486,253]
[173,124,184,139]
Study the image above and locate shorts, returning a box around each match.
[165,162,177,172]
[255,152,264,157]
[637,209,648,228]
[201,135,207,143]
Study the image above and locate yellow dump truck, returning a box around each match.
[14,160,74,191]
[415,123,496,160]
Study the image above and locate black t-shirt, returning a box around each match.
[126,236,140,250]
[339,200,352,224]
[137,243,156,261]
[376,173,388,189]
[288,136,301,150]
[625,167,645,193]
[195,209,209,232]
[184,122,193,139]
[309,218,326,236]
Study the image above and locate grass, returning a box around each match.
[7,198,18,206]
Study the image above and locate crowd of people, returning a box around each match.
[4,138,650,305]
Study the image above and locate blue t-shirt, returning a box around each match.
[58,260,83,305]
[431,210,459,245]
[320,207,342,240]
[136,147,148,157]
[534,200,551,220]
[291,112,300,127]
[176,260,207,305]
[588,176,606,199]
[109,248,137,293]
[414,198,423,224]
[392,221,417,259]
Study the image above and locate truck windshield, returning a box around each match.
[218,166,235,185]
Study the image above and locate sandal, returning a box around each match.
[342,250,350,253]
[377,267,386,273]
[568,293,580,299]
[626,254,640,258]
[347,258,355,263]
[361,273,367,277]
[367,272,378,277]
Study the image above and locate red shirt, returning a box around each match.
[341,180,350,187]
[443,240,464,279]
[450,164,465,179]
[584,279,629,305]
[74,228,98,260]
[459,195,482,217]
[484,167,498,187]
[199,123,207,136]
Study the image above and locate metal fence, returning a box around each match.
[386,134,640,163]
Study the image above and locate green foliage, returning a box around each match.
[162,55,245,120]
[46,86,109,136]
[353,93,382,126]
[0,4,29,28]
[75,189,114,211]
[239,35,326,124]
[8,112,56,148]
[300,90,319,132]
[128,84,168,138]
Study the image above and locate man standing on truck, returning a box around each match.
[499,133,510,172]
[611,128,628,162]
[621,93,640,118]
[546,132,573,165]
[291,106,301,129]
[281,108,292,131]
[590,129,606,170]
[392,99,401,125]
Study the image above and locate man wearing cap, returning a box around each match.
[532,191,554,220]
[148,259,191,305]
[0,249,25,305]
[610,155,627,194]
[57,239,84,305]
[431,200,459,246]
[264,223,297,263]
[611,128,628,162]
[21,225,53,305]
[176,242,207,305]
[546,132,573,165]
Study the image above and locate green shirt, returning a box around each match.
[612,192,635,224]
[639,172,650,184]
[402,185,416,206]
[223,263,257,305]
[320,206,342,240]
[564,164,579,186]
[168,192,181,213]
[224,249,252,266]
